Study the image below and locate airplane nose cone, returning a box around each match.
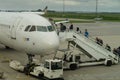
[44,32,59,54]
[47,40,59,49]
[47,38,59,49]
[34,32,60,55]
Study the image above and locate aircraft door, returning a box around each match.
[11,17,22,39]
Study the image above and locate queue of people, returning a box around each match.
[60,23,88,37]
[60,23,82,34]
[59,22,120,57]
[95,37,120,56]
[95,37,112,52]
[49,18,120,57]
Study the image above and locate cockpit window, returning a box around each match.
[25,25,55,32]
[47,26,55,32]
[29,26,36,32]
[25,25,31,31]
[37,26,47,32]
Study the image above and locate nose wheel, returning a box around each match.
[24,53,35,75]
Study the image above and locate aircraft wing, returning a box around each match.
[55,20,69,25]
[2,6,48,15]
[21,12,45,15]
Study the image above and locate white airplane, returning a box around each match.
[0,12,59,56]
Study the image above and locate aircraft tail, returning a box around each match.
[43,6,48,14]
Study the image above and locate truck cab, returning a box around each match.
[43,59,63,79]
[29,59,63,80]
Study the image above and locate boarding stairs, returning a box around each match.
[59,31,119,64]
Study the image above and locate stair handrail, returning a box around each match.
[70,31,118,60]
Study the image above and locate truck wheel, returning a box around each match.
[24,67,29,75]
[106,60,112,66]
[39,73,44,77]
[57,78,64,80]
[70,64,77,70]
[5,46,10,49]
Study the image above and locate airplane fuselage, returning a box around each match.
[0,12,59,56]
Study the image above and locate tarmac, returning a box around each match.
[0,21,120,80]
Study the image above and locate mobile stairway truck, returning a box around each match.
[57,31,119,70]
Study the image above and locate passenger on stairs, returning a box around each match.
[84,29,89,38]
[105,44,111,51]
[76,27,81,34]
[99,38,103,46]
[113,48,118,55]
[96,37,103,46]
[96,37,100,44]
[117,47,120,56]
[60,23,66,32]
[76,27,79,32]
[69,23,73,31]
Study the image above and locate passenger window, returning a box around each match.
[29,26,36,32]
[25,25,31,31]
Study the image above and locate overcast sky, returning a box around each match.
[0,0,120,12]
